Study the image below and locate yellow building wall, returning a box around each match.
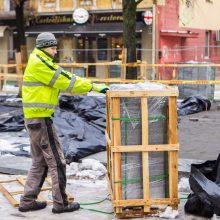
[179,0,220,30]
[40,0,56,12]
[0,29,9,64]
[60,0,74,11]
[28,0,166,13]
[0,0,4,11]
[29,0,39,11]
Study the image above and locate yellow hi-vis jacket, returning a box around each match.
[22,48,93,118]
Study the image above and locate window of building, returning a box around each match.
[97,37,108,60]
[205,31,210,58]
[111,36,123,61]
[9,0,16,11]
[76,38,85,62]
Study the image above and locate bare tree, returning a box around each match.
[122,0,143,79]
[11,0,27,52]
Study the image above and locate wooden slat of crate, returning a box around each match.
[113,198,180,207]
[168,96,179,210]
[116,208,145,219]
[109,90,178,98]
[106,91,111,179]
[141,97,150,212]
[111,144,179,152]
[112,97,122,213]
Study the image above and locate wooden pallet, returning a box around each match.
[106,88,180,218]
[0,177,74,207]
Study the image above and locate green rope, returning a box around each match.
[114,174,168,184]
[179,192,190,200]
[80,207,114,215]
[112,115,166,121]
[79,197,108,206]
[113,117,141,121]
[79,196,114,215]
[150,174,168,182]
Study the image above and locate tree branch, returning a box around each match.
[11,0,26,7]
[135,0,143,5]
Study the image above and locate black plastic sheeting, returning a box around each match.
[0,95,106,162]
[178,96,211,116]
[0,95,213,161]
[185,154,220,218]
[55,96,106,163]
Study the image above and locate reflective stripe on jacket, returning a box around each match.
[22,48,92,118]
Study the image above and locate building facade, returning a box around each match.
[1,0,220,79]
[157,0,220,79]
[24,0,156,78]
[0,0,16,65]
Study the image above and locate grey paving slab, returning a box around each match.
[0,156,31,175]
[0,153,204,175]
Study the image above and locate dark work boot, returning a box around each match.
[52,202,80,214]
[19,201,47,212]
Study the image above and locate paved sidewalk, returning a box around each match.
[0,154,210,220]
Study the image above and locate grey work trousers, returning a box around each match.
[20,118,68,209]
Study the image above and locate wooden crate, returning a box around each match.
[105,87,179,218]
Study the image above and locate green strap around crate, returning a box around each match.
[112,115,166,121]
[114,174,168,185]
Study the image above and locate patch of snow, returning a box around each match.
[67,159,107,180]
[110,81,168,91]
[212,214,220,220]
[2,85,19,93]
[178,158,204,173]
[23,146,30,152]
[80,159,106,173]
[76,170,101,179]
[0,131,30,155]
[0,139,18,151]
[5,97,22,103]
[87,91,106,97]
[159,206,179,219]
[178,177,190,192]
[152,206,179,219]
[0,153,16,157]
[67,162,79,176]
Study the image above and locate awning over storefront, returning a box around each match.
[66,22,144,34]
[0,26,8,37]
[25,22,144,36]
[160,30,199,38]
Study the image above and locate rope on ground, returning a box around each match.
[79,195,114,215]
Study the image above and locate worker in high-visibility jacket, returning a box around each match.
[19,32,109,214]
